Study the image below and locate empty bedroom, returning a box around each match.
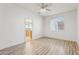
[0,3,79,55]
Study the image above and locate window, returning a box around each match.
[50,16,64,32]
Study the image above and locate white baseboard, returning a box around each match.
[33,34,43,40]
[43,35,77,42]
[0,40,24,50]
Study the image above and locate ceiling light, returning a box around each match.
[39,8,47,13]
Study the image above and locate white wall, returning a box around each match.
[77,4,79,47]
[32,16,43,39]
[0,4,43,50]
[43,10,77,41]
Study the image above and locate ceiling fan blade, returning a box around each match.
[46,8,51,11]
[40,3,49,8]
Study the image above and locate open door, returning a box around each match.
[24,18,32,41]
[26,29,32,41]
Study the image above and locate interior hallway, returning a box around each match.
[0,37,79,55]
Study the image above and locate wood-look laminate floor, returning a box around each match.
[0,37,79,55]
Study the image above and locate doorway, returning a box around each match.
[24,18,32,41]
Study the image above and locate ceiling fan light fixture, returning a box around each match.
[39,8,47,13]
[38,3,52,14]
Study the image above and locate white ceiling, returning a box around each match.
[17,3,77,16]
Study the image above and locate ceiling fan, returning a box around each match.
[38,3,52,13]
